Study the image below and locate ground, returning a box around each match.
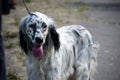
[2,0,120,80]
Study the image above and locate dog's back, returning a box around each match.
[53,25,99,80]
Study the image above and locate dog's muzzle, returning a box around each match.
[35,37,43,45]
[32,37,44,58]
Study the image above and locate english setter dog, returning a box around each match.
[19,12,99,80]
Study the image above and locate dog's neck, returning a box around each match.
[43,34,55,55]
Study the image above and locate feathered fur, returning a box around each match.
[19,12,99,80]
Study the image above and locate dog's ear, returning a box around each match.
[19,18,28,54]
[19,30,28,54]
[49,25,60,50]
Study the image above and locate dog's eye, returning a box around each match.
[43,25,47,29]
[29,23,36,28]
[42,22,47,29]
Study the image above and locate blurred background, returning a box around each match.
[2,0,120,80]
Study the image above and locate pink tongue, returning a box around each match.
[32,45,43,58]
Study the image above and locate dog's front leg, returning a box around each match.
[45,70,60,80]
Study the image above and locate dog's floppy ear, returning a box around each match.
[19,30,28,54]
[49,25,60,50]
[19,18,28,54]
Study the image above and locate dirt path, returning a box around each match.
[76,0,120,80]
[82,10,120,80]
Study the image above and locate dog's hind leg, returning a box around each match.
[74,62,90,80]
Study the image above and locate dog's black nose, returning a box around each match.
[35,37,43,44]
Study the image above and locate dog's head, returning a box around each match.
[19,12,60,58]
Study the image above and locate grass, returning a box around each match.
[24,0,31,3]
[4,41,16,48]
[7,72,22,80]
[13,15,21,26]
[2,28,18,39]
[2,28,18,48]
[78,7,89,12]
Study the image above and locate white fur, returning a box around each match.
[19,12,99,80]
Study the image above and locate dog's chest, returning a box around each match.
[26,57,48,80]
[25,55,60,80]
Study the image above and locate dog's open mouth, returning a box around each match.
[32,44,43,58]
